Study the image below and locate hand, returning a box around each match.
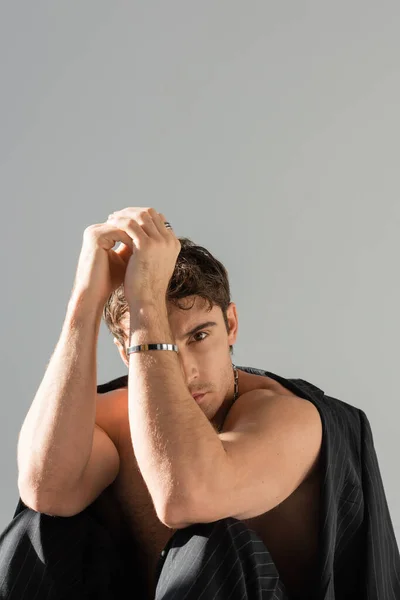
[71,216,135,308]
[106,207,181,307]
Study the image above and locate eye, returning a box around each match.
[191,331,209,343]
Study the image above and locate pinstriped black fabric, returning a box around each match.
[154,517,291,599]
[233,366,400,599]
[0,497,134,599]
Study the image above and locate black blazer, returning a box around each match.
[236,366,400,599]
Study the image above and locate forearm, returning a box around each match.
[127,302,226,521]
[17,291,102,506]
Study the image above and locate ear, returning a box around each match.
[114,338,129,368]
[226,302,239,346]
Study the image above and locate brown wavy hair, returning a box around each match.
[102,237,234,357]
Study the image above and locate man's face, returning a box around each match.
[118,295,238,421]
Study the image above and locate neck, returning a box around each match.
[214,364,239,433]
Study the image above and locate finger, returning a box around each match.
[113,240,133,262]
[108,208,163,238]
[110,215,148,247]
[158,212,174,236]
[143,207,167,237]
[109,212,160,239]
[151,210,170,237]
[106,224,134,252]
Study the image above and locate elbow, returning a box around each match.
[157,503,186,529]
[157,486,200,530]
[155,496,180,528]
[18,476,41,512]
[18,478,67,516]
[17,486,45,515]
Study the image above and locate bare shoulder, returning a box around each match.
[222,386,322,442]
[95,386,127,447]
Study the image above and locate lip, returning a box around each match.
[192,393,207,402]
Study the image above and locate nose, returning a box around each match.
[179,356,200,391]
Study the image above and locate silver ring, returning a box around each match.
[164,221,173,230]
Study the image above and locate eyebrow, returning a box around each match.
[179,321,218,340]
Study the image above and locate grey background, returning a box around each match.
[1,1,399,544]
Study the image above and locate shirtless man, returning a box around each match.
[17,207,323,599]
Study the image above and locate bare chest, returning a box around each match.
[241,460,322,598]
[92,433,174,596]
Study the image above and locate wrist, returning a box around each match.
[128,302,171,341]
[128,300,167,319]
[67,290,104,324]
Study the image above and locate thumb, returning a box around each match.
[113,240,133,262]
